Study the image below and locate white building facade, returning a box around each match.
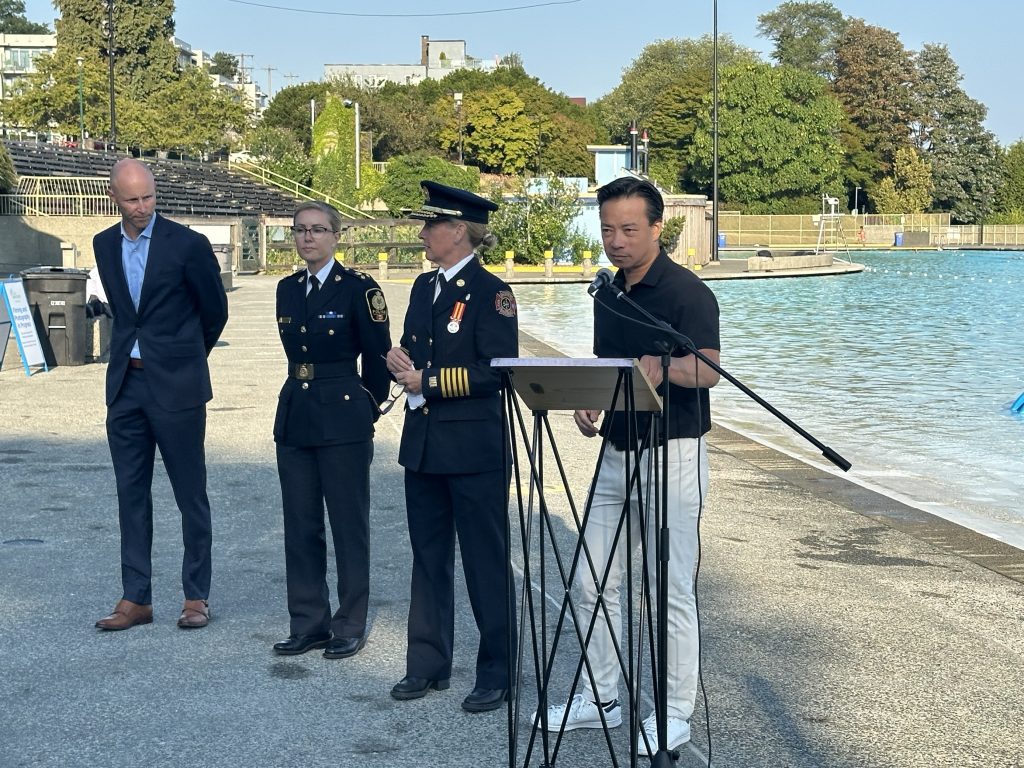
[324,35,498,90]
[0,33,57,137]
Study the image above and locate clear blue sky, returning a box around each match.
[24,0,1023,145]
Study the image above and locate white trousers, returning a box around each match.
[577,437,708,721]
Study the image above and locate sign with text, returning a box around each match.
[1,278,48,376]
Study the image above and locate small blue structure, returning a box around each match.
[1011,392,1024,414]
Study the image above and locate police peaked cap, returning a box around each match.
[408,180,499,224]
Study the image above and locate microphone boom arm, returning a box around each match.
[599,283,851,472]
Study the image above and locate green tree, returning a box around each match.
[261,81,331,153]
[439,86,535,174]
[688,63,845,213]
[2,52,111,139]
[377,152,480,215]
[0,0,49,33]
[486,176,595,265]
[319,61,604,177]
[354,82,445,161]
[872,147,933,213]
[995,140,1024,216]
[871,177,902,214]
[832,19,918,175]
[595,35,761,143]
[434,66,604,176]
[756,1,847,79]
[208,52,239,79]
[497,52,526,73]
[0,142,16,193]
[248,124,315,185]
[119,67,250,155]
[535,112,599,178]
[311,96,381,206]
[55,0,179,102]
[646,72,707,191]
[913,43,1002,223]
[5,43,247,153]
[838,118,880,211]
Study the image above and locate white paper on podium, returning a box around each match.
[491,357,662,413]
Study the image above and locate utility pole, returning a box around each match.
[283,72,299,86]
[262,66,278,100]
[76,57,85,146]
[103,0,116,150]
[235,53,253,82]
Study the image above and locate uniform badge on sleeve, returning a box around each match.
[366,288,389,322]
[495,290,517,318]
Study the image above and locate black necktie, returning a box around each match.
[308,274,320,299]
[434,273,447,303]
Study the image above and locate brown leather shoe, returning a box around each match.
[177,599,210,629]
[95,599,153,631]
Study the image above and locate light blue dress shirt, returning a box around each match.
[121,214,157,360]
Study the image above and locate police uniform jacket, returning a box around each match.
[274,261,391,447]
[398,257,518,475]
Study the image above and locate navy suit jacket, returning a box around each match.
[397,258,518,474]
[93,213,228,411]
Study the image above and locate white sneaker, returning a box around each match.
[635,712,690,757]
[533,693,622,732]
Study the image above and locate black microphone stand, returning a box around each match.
[592,279,851,767]
[596,280,851,473]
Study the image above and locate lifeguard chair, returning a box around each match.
[814,194,851,261]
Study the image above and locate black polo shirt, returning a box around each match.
[593,250,720,449]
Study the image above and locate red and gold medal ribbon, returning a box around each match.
[449,301,466,324]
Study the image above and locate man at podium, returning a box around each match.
[540,177,721,754]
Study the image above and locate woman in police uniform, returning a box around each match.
[272,201,391,659]
[385,181,518,713]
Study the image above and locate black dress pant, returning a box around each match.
[403,467,515,689]
[277,439,372,638]
[106,367,212,605]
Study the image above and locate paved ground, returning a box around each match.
[1,274,1022,768]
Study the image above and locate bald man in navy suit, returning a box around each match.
[92,158,228,632]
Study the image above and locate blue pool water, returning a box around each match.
[513,250,1024,547]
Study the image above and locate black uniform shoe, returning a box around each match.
[461,687,508,712]
[272,633,331,655]
[390,676,451,701]
[323,634,366,659]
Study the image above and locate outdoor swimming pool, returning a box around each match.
[513,249,1024,547]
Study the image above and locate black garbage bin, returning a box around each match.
[20,266,91,366]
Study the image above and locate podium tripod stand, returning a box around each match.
[492,357,666,768]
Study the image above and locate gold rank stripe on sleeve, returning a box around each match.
[440,367,470,398]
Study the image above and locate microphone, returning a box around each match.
[587,267,615,296]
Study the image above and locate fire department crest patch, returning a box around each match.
[495,291,517,318]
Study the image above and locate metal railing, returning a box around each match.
[714,212,1024,249]
[0,192,118,217]
[227,159,371,220]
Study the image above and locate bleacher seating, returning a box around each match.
[3,141,301,218]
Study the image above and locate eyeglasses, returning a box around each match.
[290,226,336,238]
[378,382,406,416]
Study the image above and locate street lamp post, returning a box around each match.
[76,56,85,147]
[103,0,116,150]
[453,91,464,165]
[854,186,861,215]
